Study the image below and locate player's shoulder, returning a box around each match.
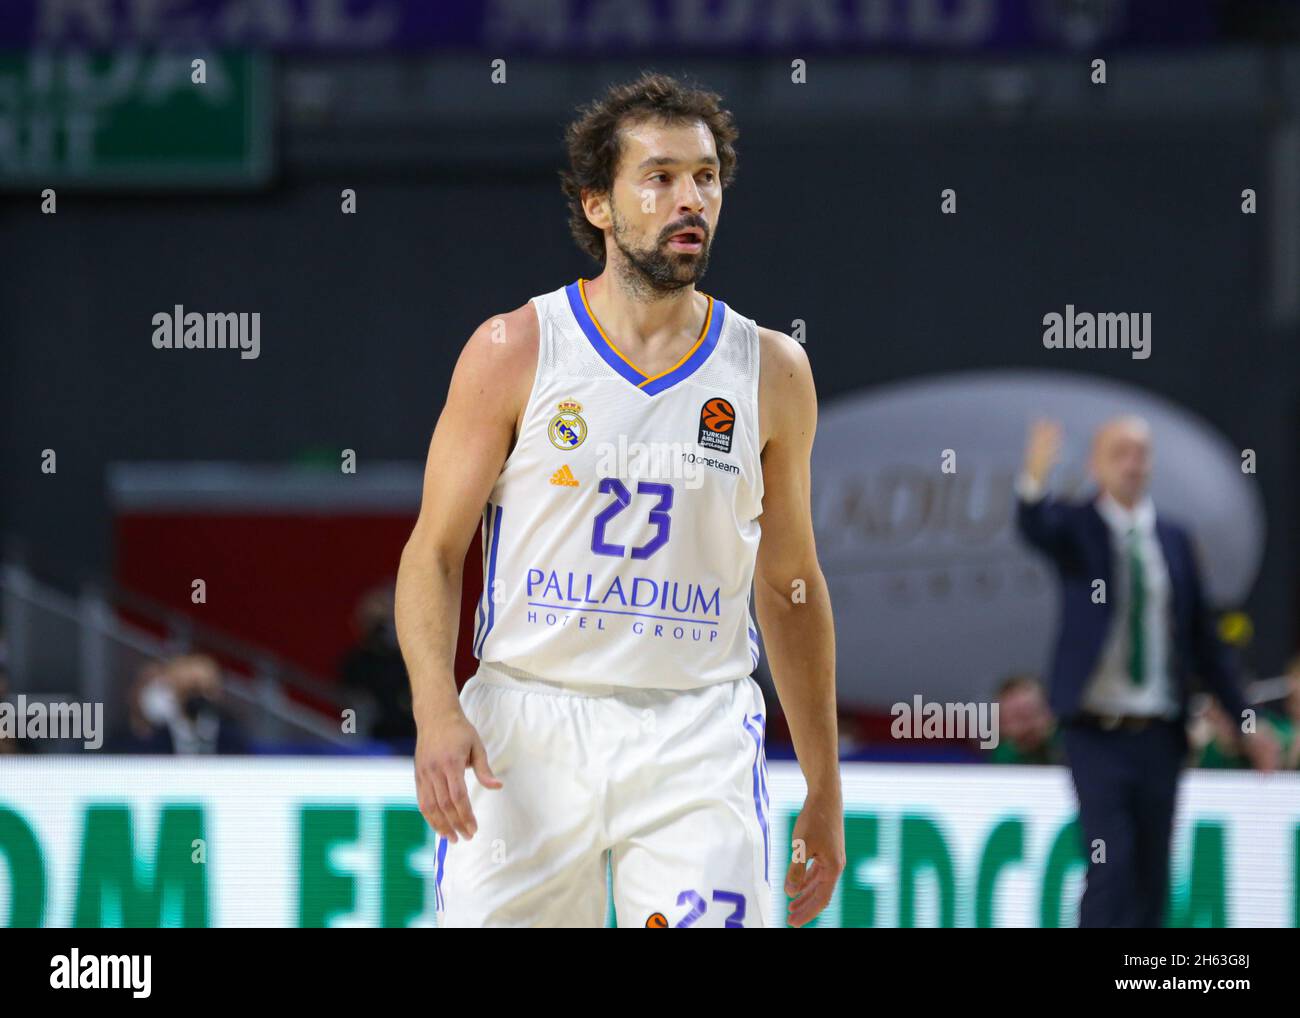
[456,301,540,383]
[756,325,814,400]
[465,301,540,358]
[754,326,816,448]
[756,326,809,374]
[447,302,540,424]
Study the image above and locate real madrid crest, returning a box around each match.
[548,399,587,451]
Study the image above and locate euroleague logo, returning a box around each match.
[697,396,735,453]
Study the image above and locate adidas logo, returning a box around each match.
[550,464,579,487]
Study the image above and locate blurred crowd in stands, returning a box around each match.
[2,606,1298,763]
[0,583,415,756]
[113,653,250,754]
[986,658,1300,770]
[0,645,249,755]
[337,585,416,745]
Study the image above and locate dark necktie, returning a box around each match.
[1127,526,1146,686]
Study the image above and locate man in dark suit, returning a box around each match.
[1016,416,1277,927]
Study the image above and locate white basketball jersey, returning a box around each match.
[471,278,764,690]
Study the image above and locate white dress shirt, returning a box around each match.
[1085,493,1177,719]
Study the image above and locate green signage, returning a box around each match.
[1,761,1297,927]
[0,50,271,188]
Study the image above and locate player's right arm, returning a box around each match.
[395,304,539,842]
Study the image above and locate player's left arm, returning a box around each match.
[753,327,844,927]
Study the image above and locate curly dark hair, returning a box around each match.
[559,72,739,264]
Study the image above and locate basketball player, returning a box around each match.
[396,73,842,928]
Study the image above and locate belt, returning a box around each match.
[1074,712,1171,733]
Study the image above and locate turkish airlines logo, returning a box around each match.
[698,397,734,453]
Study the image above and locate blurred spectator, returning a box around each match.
[837,713,868,756]
[114,654,249,754]
[0,639,33,755]
[987,674,1063,765]
[1285,654,1300,770]
[339,584,415,744]
[1192,695,1292,770]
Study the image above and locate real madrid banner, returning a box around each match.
[0,759,1295,927]
[0,0,1220,53]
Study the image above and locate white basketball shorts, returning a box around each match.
[434,662,774,928]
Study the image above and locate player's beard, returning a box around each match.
[610,203,711,296]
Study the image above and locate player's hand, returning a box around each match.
[1023,418,1063,487]
[785,789,845,927]
[1241,724,1281,773]
[414,709,502,842]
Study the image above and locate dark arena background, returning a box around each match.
[2,0,1300,958]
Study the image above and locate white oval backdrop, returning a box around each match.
[807,370,1265,709]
